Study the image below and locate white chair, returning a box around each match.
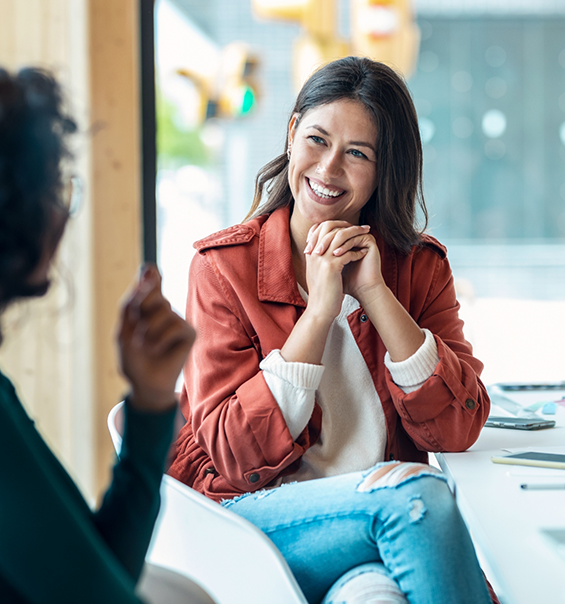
[138,563,217,604]
[108,402,308,604]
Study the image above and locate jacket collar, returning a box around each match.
[257,206,306,307]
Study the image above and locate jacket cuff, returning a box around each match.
[384,328,439,394]
[260,349,323,440]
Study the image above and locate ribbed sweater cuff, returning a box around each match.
[384,328,439,392]
[260,349,323,440]
[260,349,325,389]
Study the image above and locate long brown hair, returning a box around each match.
[246,56,428,253]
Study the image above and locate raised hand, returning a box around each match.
[118,264,195,412]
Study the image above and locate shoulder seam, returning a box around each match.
[418,234,447,259]
[194,224,257,252]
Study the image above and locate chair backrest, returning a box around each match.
[107,402,307,604]
[138,563,217,604]
[107,401,124,452]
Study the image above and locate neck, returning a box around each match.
[289,210,309,291]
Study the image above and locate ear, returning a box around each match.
[288,113,300,147]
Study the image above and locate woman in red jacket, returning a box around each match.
[169,57,496,604]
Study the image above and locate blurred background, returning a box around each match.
[154,0,565,387]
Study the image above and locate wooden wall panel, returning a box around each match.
[0,0,142,500]
[89,0,142,494]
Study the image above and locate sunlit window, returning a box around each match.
[155,0,565,385]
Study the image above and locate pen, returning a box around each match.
[520,483,565,490]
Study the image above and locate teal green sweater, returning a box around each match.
[0,370,175,603]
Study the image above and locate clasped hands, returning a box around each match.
[302,220,386,322]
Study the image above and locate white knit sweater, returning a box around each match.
[260,289,439,482]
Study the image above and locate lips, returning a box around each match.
[306,177,345,204]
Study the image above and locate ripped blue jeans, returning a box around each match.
[222,462,492,604]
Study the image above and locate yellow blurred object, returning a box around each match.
[252,0,348,90]
[176,68,211,123]
[292,35,349,92]
[350,0,420,78]
[252,0,419,87]
[252,0,333,38]
[178,42,260,122]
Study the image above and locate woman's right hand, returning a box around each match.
[118,264,195,412]
[303,221,371,321]
[280,221,370,365]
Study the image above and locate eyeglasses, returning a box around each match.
[61,174,83,216]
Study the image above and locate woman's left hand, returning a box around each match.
[306,221,385,305]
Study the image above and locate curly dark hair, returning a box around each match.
[0,67,76,312]
[246,57,427,253]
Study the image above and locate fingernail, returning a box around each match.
[315,244,323,254]
[361,224,371,229]
[333,247,342,255]
[140,263,157,282]
[304,242,312,253]
[307,224,319,239]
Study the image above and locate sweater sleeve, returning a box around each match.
[260,349,324,440]
[384,328,439,394]
[0,375,175,603]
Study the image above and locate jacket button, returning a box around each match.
[360,314,368,323]
[465,398,476,410]
[389,453,395,461]
[249,473,260,483]
[204,468,216,476]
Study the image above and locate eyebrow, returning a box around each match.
[306,125,376,153]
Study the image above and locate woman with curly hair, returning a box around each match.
[0,68,197,602]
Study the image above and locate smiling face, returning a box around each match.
[287,98,379,238]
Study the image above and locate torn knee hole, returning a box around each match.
[357,462,440,492]
[408,496,426,523]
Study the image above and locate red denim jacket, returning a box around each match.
[168,206,491,502]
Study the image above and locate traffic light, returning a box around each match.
[252,0,348,91]
[252,0,419,85]
[350,0,420,77]
[214,42,260,118]
[177,42,260,122]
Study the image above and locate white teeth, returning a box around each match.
[309,179,342,198]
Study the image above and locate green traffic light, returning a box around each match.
[240,86,256,115]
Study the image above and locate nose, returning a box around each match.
[316,149,342,179]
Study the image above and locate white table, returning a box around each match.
[436,390,565,604]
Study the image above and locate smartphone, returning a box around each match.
[485,416,556,430]
[491,451,565,470]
